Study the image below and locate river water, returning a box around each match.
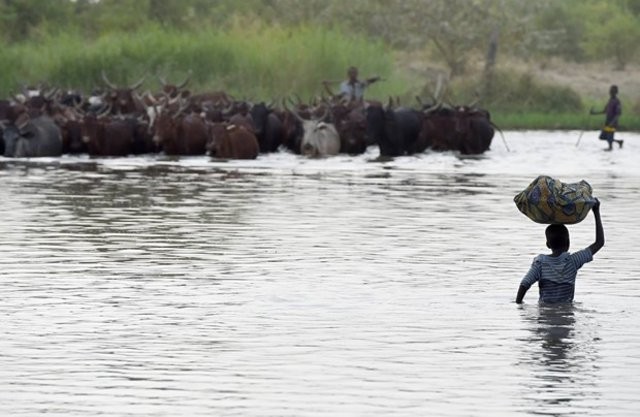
[1,131,639,416]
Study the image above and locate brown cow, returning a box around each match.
[101,71,146,115]
[420,107,460,152]
[82,113,136,157]
[207,122,259,160]
[420,106,494,154]
[331,101,367,155]
[455,107,494,155]
[153,109,208,156]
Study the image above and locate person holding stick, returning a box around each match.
[323,66,380,101]
[590,85,623,151]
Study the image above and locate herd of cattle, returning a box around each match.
[0,73,496,159]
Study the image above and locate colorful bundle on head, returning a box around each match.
[514,175,597,224]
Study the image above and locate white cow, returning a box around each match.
[299,119,340,157]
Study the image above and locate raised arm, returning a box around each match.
[322,80,336,97]
[365,76,381,86]
[588,199,604,256]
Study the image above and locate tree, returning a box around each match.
[580,1,640,70]
[0,0,74,42]
[587,13,640,70]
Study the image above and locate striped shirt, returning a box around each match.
[520,249,593,304]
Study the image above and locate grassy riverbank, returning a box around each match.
[492,111,640,131]
[1,22,638,131]
[0,23,408,100]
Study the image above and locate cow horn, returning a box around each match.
[10,91,25,104]
[290,107,305,123]
[16,113,31,131]
[423,101,442,114]
[174,99,189,118]
[282,98,304,123]
[97,103,112,118]
[44,87,59,100]
[468,91,481,108]
[133,91,149,111]
[157,74,168,87]
[145,92,158,106]
[434,74,443,101]
[73,100,86,117]
[101,70,118,89]
[20,83,30,97]
[176,70,192,89]
[129,74,146,90]
[319,105,330,122]
[386,96,394,110]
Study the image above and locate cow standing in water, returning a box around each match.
[366,102,422,157]
[2,113,63,157]
[81,112,136,157]
[420,106,494,155]
[153,107,209,156]
[101,71,146,115]
[331,101,368,155]
[287,106,340,157]
[250,102,285,153]
[207,122,259,159]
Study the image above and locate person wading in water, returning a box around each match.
[590,85,623,151]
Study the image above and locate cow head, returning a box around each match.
[158,71,192,99]
[101,70,146,115]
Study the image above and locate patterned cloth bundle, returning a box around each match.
[514,175,597,224]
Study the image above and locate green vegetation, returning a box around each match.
[493,111,640,132]
[1,0,640,130]
[0,22,406,100]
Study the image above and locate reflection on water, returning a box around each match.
[1,132,640,416]
[518,304,601,416]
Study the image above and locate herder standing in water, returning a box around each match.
[590,85,623,151]
[323,66,380,102]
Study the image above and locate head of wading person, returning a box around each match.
[590,84,623,151]
[546,224,570,254]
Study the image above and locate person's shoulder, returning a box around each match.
[570,248,594,263]
[532,254,546,263]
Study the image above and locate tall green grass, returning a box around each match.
[0,22,408,100]
[2,23,638,132]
